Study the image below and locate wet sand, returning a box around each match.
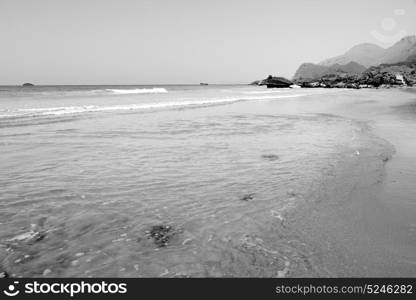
[283,88,416,276]
[368,89,416,276]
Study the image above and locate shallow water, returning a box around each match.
[0,85,414,277]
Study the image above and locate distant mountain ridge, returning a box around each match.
[293,55,416,88]
[293,35,416,81]
[319,35,416,68]
[253,35,416,88]
[319,43,386,68]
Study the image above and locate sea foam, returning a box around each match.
[0,94,306,118]
[0,94,306,119]
[105,88,168,94]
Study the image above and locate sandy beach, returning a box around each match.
[274,88,416,277]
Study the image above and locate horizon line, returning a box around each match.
[0,83,251,87]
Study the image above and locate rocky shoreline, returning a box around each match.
[255,66,415,89]
[254,59,416,89]
[296,61,415,89]
[253,35,416,89]
[254,71,413,89]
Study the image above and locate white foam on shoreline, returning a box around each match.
[0,94,306,118]
[243,90,286,94]
[3,87,169,97]
[105,88,168,94]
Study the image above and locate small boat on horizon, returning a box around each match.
[200,83,208,86]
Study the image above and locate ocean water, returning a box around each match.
[0,85,407,277]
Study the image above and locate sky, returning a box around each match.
[1,0,416,85]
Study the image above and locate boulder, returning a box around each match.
[259,75,293,88]
[240,193,255,201]
[145,225,177,247]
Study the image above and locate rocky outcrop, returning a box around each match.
[254,37,416,89]
[295,61,415,88]
[259,75,293,88]
[319,73,361,88]
[145,225,177,247]
[292,36,416,88]
[362,61,416,86]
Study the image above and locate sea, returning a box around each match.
[1,85,415,277]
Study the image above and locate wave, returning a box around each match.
[4,87,170,97]
[0,94,306,119]
[104,88,168,94]
[243,90,286,94]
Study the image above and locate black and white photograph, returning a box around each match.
[1,0,416,296]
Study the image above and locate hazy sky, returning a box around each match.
[1,0,415,84]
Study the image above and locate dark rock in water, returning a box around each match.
[259,75,293,88]
[146,225,176,247]
[380,152,392,163]
[32,232,46,243]
[22,83,34,87]
[0,271,9,278]
[240,193,255,201]
[261,154,279,161]
[287,189,297,197]
[299,81,315,88]
[5,226,46,245]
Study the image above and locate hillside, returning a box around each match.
[318,35,416,68]
[319,43,385,67]
[293,61,366,81]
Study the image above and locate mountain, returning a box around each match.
[331,61,368,74]
[381,35,416,64]
[293,63,330,81]
[293,61,366,81]
[296,59,416,88]
[320,43,385,68]
[319,35,416,68]
[406,53,416,62]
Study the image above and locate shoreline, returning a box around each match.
[281,88,416,276]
